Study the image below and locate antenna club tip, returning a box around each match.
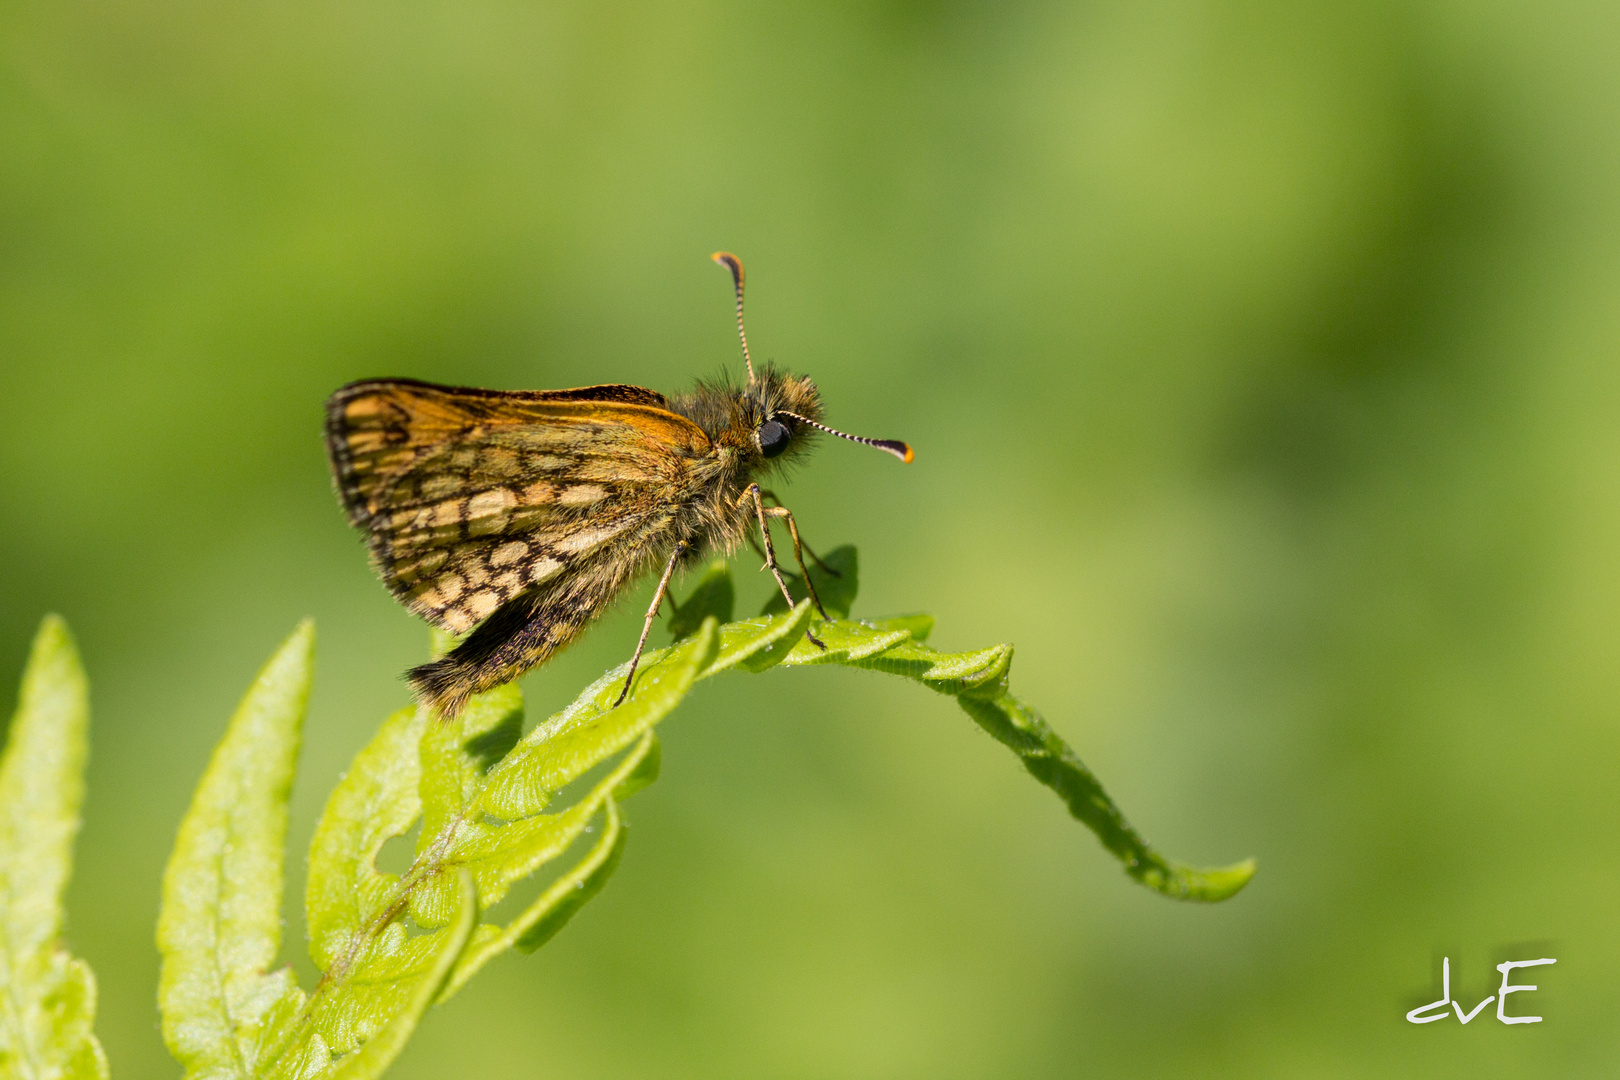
[870,437,914,463]
[711,251,744,283]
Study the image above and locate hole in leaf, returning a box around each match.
[374,822,422,876]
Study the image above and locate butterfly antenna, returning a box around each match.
[711,251,755,384]
[775,410,914,464]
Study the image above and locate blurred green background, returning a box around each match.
[3,0,1617,1075]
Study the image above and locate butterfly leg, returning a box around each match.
[761,504,829,619]
[739,484,826,648]
[746,530,768,564]
[614,541,688,708]
[748,495,824,607]
[759,489,838,576]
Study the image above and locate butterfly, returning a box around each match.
[324,253,913,718]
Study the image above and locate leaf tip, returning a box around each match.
[34,610,71,641]
[265,618,317,689]
[24,612,86,682]
[1207,857,1258,898]
[288,616,317,653]
[1154,857,1257,903]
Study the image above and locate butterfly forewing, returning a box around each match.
[325,378,712,633]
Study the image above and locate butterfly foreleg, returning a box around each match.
[746,530,768,565]
[739,484,827,647]
[613,540,687,707]
[738,484,801,611]
[762,505,828,619]
[758,489,838,577]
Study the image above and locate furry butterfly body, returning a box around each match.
[324,255,911,717]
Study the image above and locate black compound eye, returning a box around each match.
[756,419,792,458]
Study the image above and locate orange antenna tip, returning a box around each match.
[711,251,745,288]
[712,251,754,383]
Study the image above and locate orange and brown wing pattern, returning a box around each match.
[324,378,711,633]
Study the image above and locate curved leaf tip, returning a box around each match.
[1144,858,1257,903]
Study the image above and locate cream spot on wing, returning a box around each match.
[430,501,463,527]
[467,488,517,518]
[408,571,462,609]
[555,521,632,555]
[465,488,516,537]
[508,506,553,532]
[526,556,563,583]
[490,541,530,567]
[522,480,556,503]
[441,606,476,633]
[465,590,500,621]
[463,564,490,588]
[558,484,606,507]
[392,544,436,568]
[492,571,522,592]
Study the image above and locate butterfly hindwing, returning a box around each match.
[324,378,712,633]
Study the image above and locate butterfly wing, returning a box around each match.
[324,377,711,634]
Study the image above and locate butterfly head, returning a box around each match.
[727,365,912,467]
[745,366,820,461]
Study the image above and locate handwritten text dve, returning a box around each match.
[1406,957,1556,1025]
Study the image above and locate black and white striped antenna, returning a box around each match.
[711,251,755,384]
[775,410,914,464]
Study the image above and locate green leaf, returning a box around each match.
[512,797,627,954]
[759,544,858,619]
[0,615,108,1080]
[858,613,934,642]
[756,553,1249,901]
[324,869,476,1080]
[439,550,1245,905]
[711,602,815,676]
[168,547,1246,1076]
[260,618,725,1075]
[667,561,734,641]
[959,693,1254,901]
[770,611,1251,900]
[157,620,315,1080]
[610,734,661,803]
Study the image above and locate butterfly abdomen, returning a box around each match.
[406,592,592,718]
[405,532,663,716]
